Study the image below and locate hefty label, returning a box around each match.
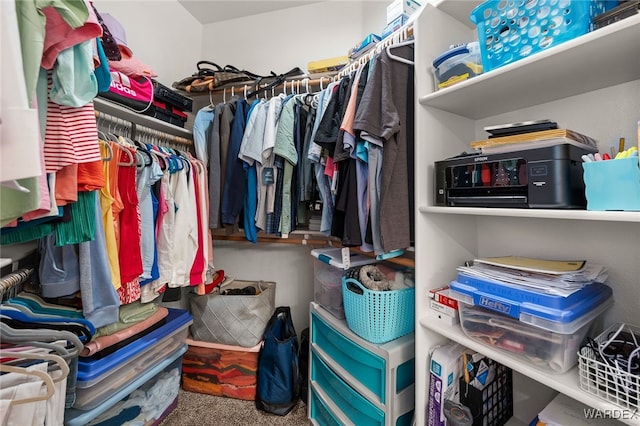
[478,295,514,316]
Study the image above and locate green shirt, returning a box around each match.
[15,0,88,103]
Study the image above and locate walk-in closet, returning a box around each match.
[2,0,639,425]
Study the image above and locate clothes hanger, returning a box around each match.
[0,316,92,343]
[116,146,135,167]
[386,38,415,65]
[14,341,70,358]
[0,305,95,334]
[0,322,84,353]
[99,139,113,161]
[105,119,121,143]
[0,364,55,405]
[0,350,70,383]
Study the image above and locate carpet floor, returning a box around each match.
[159,389,312,426]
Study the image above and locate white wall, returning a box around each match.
[201,1,388,76]
[211,241,320,332]
[93,0,203,88]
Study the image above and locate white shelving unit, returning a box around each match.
[414,3,640,425]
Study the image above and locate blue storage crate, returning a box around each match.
[471,0,617,72]
[342,277,415,344]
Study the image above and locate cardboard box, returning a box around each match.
[387,0,421,24]
[427,307,460,326]
[428,286,459,310]
[307,55,349,74]
[382,13,408,39]
[427,341,464,426]
[429,299,459,319]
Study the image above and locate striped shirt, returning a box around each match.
[44,75,101,173]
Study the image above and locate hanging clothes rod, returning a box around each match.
[205,24,414,99]
[93,97,193,142]
[95,108,193,147]
[207,75,339,99]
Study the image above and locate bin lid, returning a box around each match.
[76,308,192,381]
[433,41,478,68]
[450,274,612,325]
[311,248,377,270]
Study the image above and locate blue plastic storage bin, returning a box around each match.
[65,344,187,425]
[449,277,614,372]
[451,273,612,329]
[76,308,192,381]
[582,157,640,211]
[342,277,415,344]
[471,0,617,72]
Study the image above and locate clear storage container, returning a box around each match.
[450,277,613,372]
[311,248,377,319]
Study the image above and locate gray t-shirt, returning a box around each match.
[353,45,414,253]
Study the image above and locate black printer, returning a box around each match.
[434,144,593,209]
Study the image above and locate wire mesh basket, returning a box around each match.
[578,322,640,412]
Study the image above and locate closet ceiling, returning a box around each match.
[177,1,324,24]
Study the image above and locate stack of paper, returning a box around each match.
[457,256,608,297]
[470,129,598,155]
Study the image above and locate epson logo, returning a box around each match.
[111,81,137,97]
[479,296,511,314]
[474,156,488,162]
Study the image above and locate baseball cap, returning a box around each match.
[101,13,133,58]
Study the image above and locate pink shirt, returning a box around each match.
[41,0,102,70]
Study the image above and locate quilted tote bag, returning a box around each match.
[188,279,276,347]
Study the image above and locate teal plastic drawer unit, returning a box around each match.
[308,302,415,426]
[312,351,385,425]
[312,307,387,401]
[310,384,344,426]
